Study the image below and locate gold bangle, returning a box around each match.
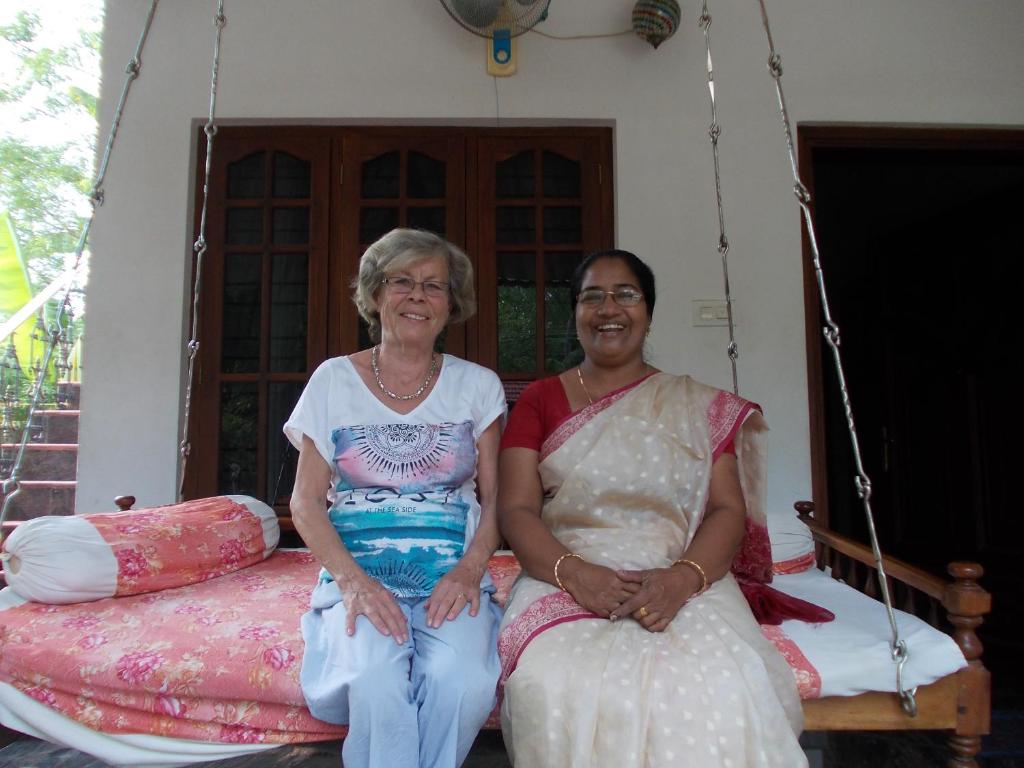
[554,552,584,591]
[673,558,708,595]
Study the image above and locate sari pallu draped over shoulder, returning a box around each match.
[498,373,831,687]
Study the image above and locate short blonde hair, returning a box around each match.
[352,228,476,343]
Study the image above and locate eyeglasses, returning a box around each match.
[577,287,644,307]
[382,276,450,298]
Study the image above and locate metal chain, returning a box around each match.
[178,0,226,502]
[698,1,739,395]
[0,0,162,531]
[754,0,916,716]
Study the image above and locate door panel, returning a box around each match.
[476,135,609,392]
[334,135,467,357]
[187,130,329,511]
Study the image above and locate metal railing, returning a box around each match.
[0,296,81,482]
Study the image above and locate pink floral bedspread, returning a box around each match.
[0,550,343,744]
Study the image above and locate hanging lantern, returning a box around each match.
[632,0,681,49]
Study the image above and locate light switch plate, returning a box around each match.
[692,299,734,327]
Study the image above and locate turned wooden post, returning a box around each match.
[944,562,991,768]
[794,501,823,569]
[113,495,136,511]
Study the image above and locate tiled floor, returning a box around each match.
[4,685,1023,768]
[2,723,1022,767]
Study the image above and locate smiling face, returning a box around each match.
[575,257,650,368]
[376,253,451,349]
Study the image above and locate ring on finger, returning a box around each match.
[638,605,650,619]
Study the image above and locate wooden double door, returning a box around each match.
[183,126,614,512]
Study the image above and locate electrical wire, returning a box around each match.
[528,28,632,41]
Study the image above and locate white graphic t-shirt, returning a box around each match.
[284,355,506,597]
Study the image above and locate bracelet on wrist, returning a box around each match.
[554,552,584,591]
[673,558,708,595]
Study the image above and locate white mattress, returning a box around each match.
[0,567,968,766]
[772,567,967,698]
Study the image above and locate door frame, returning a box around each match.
[797,123,1024,528]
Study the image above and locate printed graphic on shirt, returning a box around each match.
[326,420,476,597]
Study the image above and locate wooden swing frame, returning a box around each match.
[794,502,991,767]
[0,496,992,766]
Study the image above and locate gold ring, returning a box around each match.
[638,605,649,619]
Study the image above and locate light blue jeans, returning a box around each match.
[300,579,501,768]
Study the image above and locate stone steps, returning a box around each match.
[0,443,78,481]
[1,382,81,522]
[32,409,80,444]
[0,479,76,521]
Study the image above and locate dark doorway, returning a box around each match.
[799,125,1024,705]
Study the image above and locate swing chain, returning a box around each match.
[698,0,740,396]
[892,640,919,716]
[822,323,840,347]
[179,0,226,500]
[755,0,917,714]
[0,1,161,531]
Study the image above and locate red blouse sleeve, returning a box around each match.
[500,380,547,451]
[500,377,572,451]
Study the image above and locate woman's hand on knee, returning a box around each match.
[343,578,408,644]
[425,561,484,628]
[562,561,640,619]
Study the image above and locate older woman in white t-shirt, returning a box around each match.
[285,228,506,768]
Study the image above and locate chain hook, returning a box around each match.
[698,0,740,395]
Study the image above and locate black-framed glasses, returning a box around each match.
[382,275,450,298]
[577,287,644,307]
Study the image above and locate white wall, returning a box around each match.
[82,0,1024,517]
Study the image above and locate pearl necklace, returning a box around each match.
[371,344,439,401]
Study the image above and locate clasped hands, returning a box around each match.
[341,560,484,645]
[561,560,701,633]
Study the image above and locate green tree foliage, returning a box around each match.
[0,8,100,290]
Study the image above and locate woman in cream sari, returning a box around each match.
[497,250,809,768]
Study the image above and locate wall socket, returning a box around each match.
[692,299,734,327]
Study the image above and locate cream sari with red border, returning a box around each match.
[498,373,806,768]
